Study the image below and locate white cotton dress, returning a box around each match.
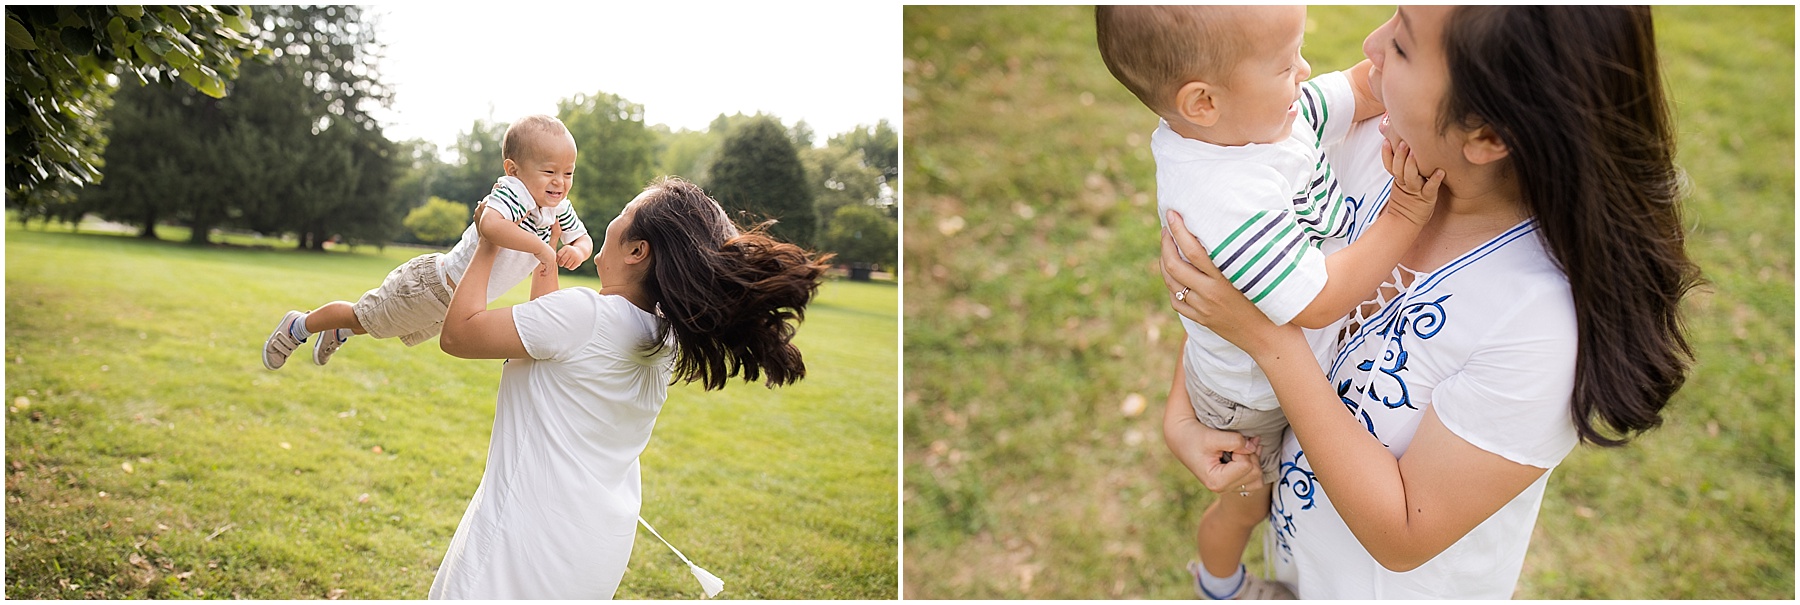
[429,288,674,599]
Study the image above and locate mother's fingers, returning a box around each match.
[1163,211,1223,276]
[1160,224,1213,298]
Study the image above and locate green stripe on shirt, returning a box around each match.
[1226,220,1300,284]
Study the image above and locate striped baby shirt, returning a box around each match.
[1152,70,1357,410]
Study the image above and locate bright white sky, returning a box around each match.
[367,3,900,153]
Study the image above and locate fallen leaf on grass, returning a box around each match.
[371,445,383,454]
[121,462,134,474]
[205,523,235,541]
[1120,393,1147,417]
[356,493,371,504]
[279,442,291,450]
[327,588,347,600]
[129,552,151,569]
[174,571,194,580]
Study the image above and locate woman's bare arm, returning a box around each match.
[1162,347,1264,493]
[440,224,530,360]
[1161,210,1545,571]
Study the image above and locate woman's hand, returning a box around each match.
[1163,355,1264,493]
[1159,210,1299,354]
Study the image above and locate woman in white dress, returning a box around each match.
[1158,6,1700,598]
[426,177,829,599]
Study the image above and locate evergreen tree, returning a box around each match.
[707,116,816,247]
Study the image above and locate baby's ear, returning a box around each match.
[1173,80,1221,127]
[502,158,518,176]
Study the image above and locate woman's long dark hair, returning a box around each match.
[626,177,832,390]
[1440,7,1702,446]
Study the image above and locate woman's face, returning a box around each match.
[1363,6,1459,178]
[594,191,649,287]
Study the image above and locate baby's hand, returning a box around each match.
[555,246,584,270]
[535,248,559,273]
[1380,121,1444,227]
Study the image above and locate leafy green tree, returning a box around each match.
[84,5,396,247]
[829,119,898,183]
[403,196,469,246]
[788,119,815,149]
[79,80,190,239]
[435,118,506,206]
[652,124,716,183]
[707,115,817,247]
[821,204,897,271]
[560,91,655,221]
[5,5,260,223]
[802,144,881,225]
[390,139,444,211]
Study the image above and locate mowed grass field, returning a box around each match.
[903,5,1792,599]
[4,223,898,599]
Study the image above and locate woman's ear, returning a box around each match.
[625,240,650,265]
[1173,80,1221,128]
[1461,124,1511,166]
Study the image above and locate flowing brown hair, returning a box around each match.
[1439,6,1702,445]
[626,177,833,390]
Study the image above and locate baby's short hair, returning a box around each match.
[1096,6,1257,115]
[502,114,572,162]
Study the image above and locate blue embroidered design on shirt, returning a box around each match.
[1272,449,1316,558]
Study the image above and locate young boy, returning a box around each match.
[1096,6,1440,600]
[261,114,593,369]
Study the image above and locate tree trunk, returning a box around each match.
[188,221,211,245]
[139,209,158,239]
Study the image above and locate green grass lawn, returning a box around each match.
[902,5,1792,599]
[4,224,898,599]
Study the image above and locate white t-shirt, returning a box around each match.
[1268,117,1581,598]
[440,175,591,303]
[1155,70,1357,410]
[429,288,674,599]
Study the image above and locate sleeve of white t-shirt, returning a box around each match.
[553,200,589,244]
[1430,281,1581,469]
[513,287,602,363]
[482,176,533,224]
[1299,70,1357,149]
[1171,168,1329,327]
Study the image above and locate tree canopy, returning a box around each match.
[560,91,655,222]
[5,5,261,219]
[822,204,897,269]
[706,115,817,248]
[83,5,398,247]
